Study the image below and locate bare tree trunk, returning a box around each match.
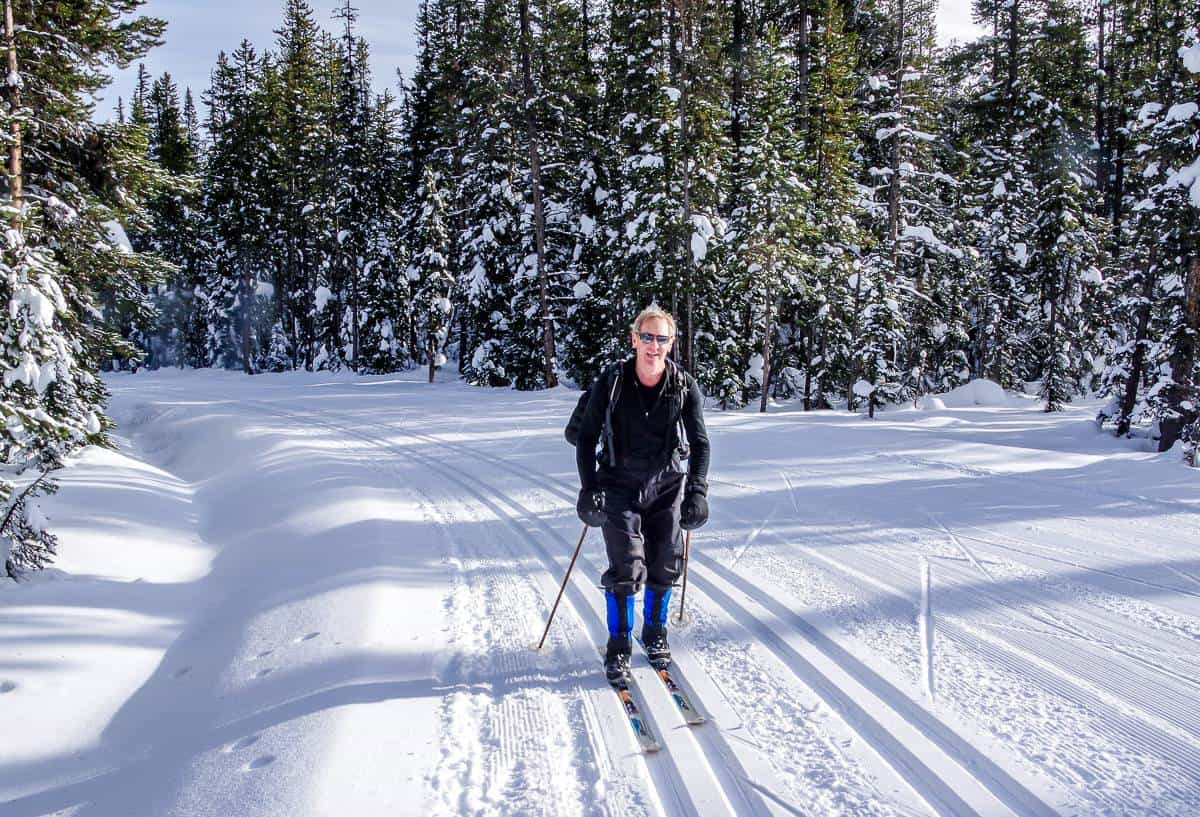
[847,270,864,411]
[4,0,23,224]
[759,286,774,413]
[428,329,436,383]
[1044,271,1059,411]
[886,0,906,276]
[802,323,813,411]
[1158,256,1200,452]
[673,0,694,371]
[519,0,558,388]
[1117,248,1157,436]
[1094,0,1108,205]
[795,2,810,126]
[729,0,745,206]
[241,261,255,375]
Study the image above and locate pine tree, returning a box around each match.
[407,165,455,382]
[727,25,812,412]
[204,42,274,373]
[1131,24,1199,458]
[1,0,168,576]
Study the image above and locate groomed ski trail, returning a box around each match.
[247,397,760,817]
[358,410,1052,817]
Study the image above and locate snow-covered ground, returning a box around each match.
[2,368,1198,817]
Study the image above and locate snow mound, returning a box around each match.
[852,379,875,398]
[917,395,947,410]
[938,379,1011,407]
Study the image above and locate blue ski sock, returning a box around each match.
[643,587,672,629]
[606,591,635,637]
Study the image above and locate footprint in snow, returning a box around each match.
[225,735,260,753]
[245,755,276,771]
[172,667,192,679]
[295,632,320,643]
[0,680,16,693]
[255,668,274,679]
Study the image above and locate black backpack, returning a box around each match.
[565,360,690,468]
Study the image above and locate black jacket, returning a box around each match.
[575,358,710,491]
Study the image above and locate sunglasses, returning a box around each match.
[637,332,674,345]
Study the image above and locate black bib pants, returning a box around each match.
[597,459,687,598]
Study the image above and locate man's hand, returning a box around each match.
[576,488,607,527]
[680,481,708,530]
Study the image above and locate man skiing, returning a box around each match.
[574,306,710,683]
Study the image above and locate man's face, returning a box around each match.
[631,317,674,367]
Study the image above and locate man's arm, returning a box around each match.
[575,371,610,490]
[681,379,710,486]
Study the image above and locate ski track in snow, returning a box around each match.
[242,399,619,817]
[358,395,1199,817]
[742,460,1200,817]
[8,372,1200,817]
[346,409,1048,817]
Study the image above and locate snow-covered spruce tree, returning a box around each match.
[1128,25,1199,458]
[501,0,603,391]
[727,25,812,413]
[958,0,1049,388]
[327,7,375,372]
[601,0,697,343]
[556,0,615,388]
[520,0,602,388]
[1019,1,1107,410]
[134,71,201,370]
[2,0,169,576]
[203,42,274,374]
[596,0,729,394]
[357,90,410,374]
[860,0,962,402]
[264,0,331,370]
[455,0,524,388]
[407,165,455,383]
[782,0,863,412]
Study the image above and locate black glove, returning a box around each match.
[680,481,708,530]
[576,488,607,527]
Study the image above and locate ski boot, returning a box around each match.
[605,591,635,685]
[604,635,632,684]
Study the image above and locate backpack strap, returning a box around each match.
[601,362,624,468]
[664,359,691,462]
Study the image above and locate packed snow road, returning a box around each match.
[2,368,1198,817]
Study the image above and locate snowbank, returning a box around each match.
[935,378,1018,408]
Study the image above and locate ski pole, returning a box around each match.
[535,524,589,651]
[675,530,692,626]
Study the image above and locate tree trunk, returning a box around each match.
[729,0,745,207]
[795,2,810,127]
[1094,0,1107,205]
[1117,252,1157,436]
[1044,270,1059,411]
[519,0,558,388]
[886,0,906,276]
[847,270,864,411]
[240,261,255,376]
[1158,256,1200,452]
[759,286,774,413]
[802,323,813,411]
[3,0,23,223]
[673,0,694,372]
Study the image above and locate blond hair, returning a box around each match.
[631,304,678,337]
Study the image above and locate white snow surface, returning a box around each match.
[939,378,1019,408]
[102,220,133,255]
[3,369,1200,817]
